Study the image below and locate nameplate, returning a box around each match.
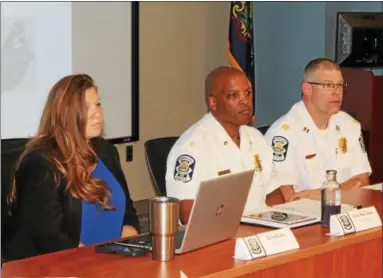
[329,206,382,236]
[233,228,300,260]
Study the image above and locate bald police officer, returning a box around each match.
[265,58,372,202]
[166,66,279,224]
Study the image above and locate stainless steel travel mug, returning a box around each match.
[149,196,179,261]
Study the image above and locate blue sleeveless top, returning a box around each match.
[80,158,126,245]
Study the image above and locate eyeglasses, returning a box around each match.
[307,81,347,91]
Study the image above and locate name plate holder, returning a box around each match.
[233,228,300,261]
[329,206,382,236]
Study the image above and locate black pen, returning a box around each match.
[114,242,152,250]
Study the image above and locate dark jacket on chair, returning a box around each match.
[3,137,140,260]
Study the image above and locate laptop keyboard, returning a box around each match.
[122,226,186,250]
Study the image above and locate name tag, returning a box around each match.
[305,153,316,159]
[233,228,300,260]
[329,206,382,236]
[218,169,231,176]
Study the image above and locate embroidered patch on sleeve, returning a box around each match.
[174,154,196,183]
[272,136,289,162]
[359,134,366,153]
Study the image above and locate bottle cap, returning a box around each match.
[326,170,337,175]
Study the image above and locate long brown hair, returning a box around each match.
[8,74,113,209]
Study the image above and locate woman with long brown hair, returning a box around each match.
[4,74,140,260]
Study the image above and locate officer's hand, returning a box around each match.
[289,189,321,202]
[341,179,363,190]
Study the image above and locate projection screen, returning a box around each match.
[1,2,139,143]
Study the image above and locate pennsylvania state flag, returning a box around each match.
[228,2,255,91]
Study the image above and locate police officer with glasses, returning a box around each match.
[265,58,372,202]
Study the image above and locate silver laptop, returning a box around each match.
[176,169,254,254]
[123,169,254,254]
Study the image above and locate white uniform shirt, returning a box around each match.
[265,100,372,192]
[166,113,279,214]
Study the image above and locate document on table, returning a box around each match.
[241,199,357,229]
[271,199,357,219]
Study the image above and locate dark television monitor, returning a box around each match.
[336,12,383,68]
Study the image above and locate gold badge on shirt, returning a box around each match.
[254,154,263,173]
[338,137,348,154]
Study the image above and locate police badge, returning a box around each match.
[338,137,348,154]
[254,154,263,173]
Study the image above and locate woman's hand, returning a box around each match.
[121,225,138,239]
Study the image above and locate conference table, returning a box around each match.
[2,188,382,278]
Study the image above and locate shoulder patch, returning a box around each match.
[272,136,289,162]
[174,154,196,183]
[359,134,366,153]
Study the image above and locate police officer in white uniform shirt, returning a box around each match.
[265,58,372,202]
[166,66,279,224]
